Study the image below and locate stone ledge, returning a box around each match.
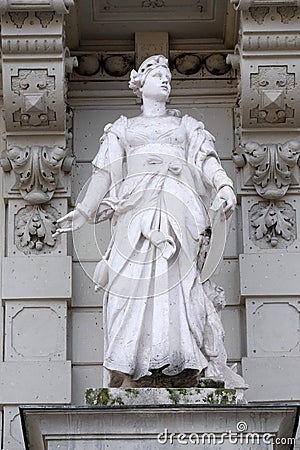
[85,387,244,406]
[20,404,299,450]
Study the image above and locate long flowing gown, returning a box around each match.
[92,113,241,387]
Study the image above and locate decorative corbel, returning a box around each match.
[233,140,300,199]
[1,145,74,204]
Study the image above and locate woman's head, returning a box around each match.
[129,55,171,99]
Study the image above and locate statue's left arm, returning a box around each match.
[202,156,236,218]
[184,115,236,218]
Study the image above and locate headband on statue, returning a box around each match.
[129,55,170,97]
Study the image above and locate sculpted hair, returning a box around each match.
[129,54,171,97]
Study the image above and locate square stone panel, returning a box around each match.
[246,297,300,357]
[5,300,67,361]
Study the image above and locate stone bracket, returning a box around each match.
[233,140,300,198]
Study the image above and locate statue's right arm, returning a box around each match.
[53,168,111,236]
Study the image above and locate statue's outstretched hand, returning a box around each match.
[215,186,236,219]
[53,209,87,237]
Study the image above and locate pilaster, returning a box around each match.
[229,0,300,401]
[0,1,75,449]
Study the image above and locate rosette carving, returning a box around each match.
[15,204,58,253]
[250,201,296,248]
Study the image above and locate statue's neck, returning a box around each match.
[142,98,167,117]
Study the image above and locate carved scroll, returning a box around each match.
[2,145,73,204]
[233,140,300,199]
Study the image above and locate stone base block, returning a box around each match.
[85,387,241,406]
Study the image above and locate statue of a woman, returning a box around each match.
[55,55,245,389]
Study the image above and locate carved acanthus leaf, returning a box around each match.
[233,140,300,199]
[15,204,58,253]
[250,201,296,248]
[4,145,72,204]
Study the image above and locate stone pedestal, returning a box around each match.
[20,404,299,449]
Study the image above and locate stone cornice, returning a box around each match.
[0,0,73,14]
[231,0,300,10]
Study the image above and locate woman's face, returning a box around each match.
[141,66,171,102]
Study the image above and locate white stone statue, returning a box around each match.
[55,55,246,389]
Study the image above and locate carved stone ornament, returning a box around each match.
[277,5,298,22]
[233,140,300,199]
[2,145,73,204]
[250,200,296,248]
[11,69,56,128]
[250,66,295,125]
[249,6,269,23]
[15,204,58,253]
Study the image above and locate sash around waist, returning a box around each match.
[126,152,187,177]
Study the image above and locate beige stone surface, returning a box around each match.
[240,253,300,296]
[222,306,245,361]
[0,361,71,404]
[72,365,104,405]
[242,356,300,402]
[2,256,72,299]
[70,309,104,363]
[72,261,103,307]
[3,406,25,450]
